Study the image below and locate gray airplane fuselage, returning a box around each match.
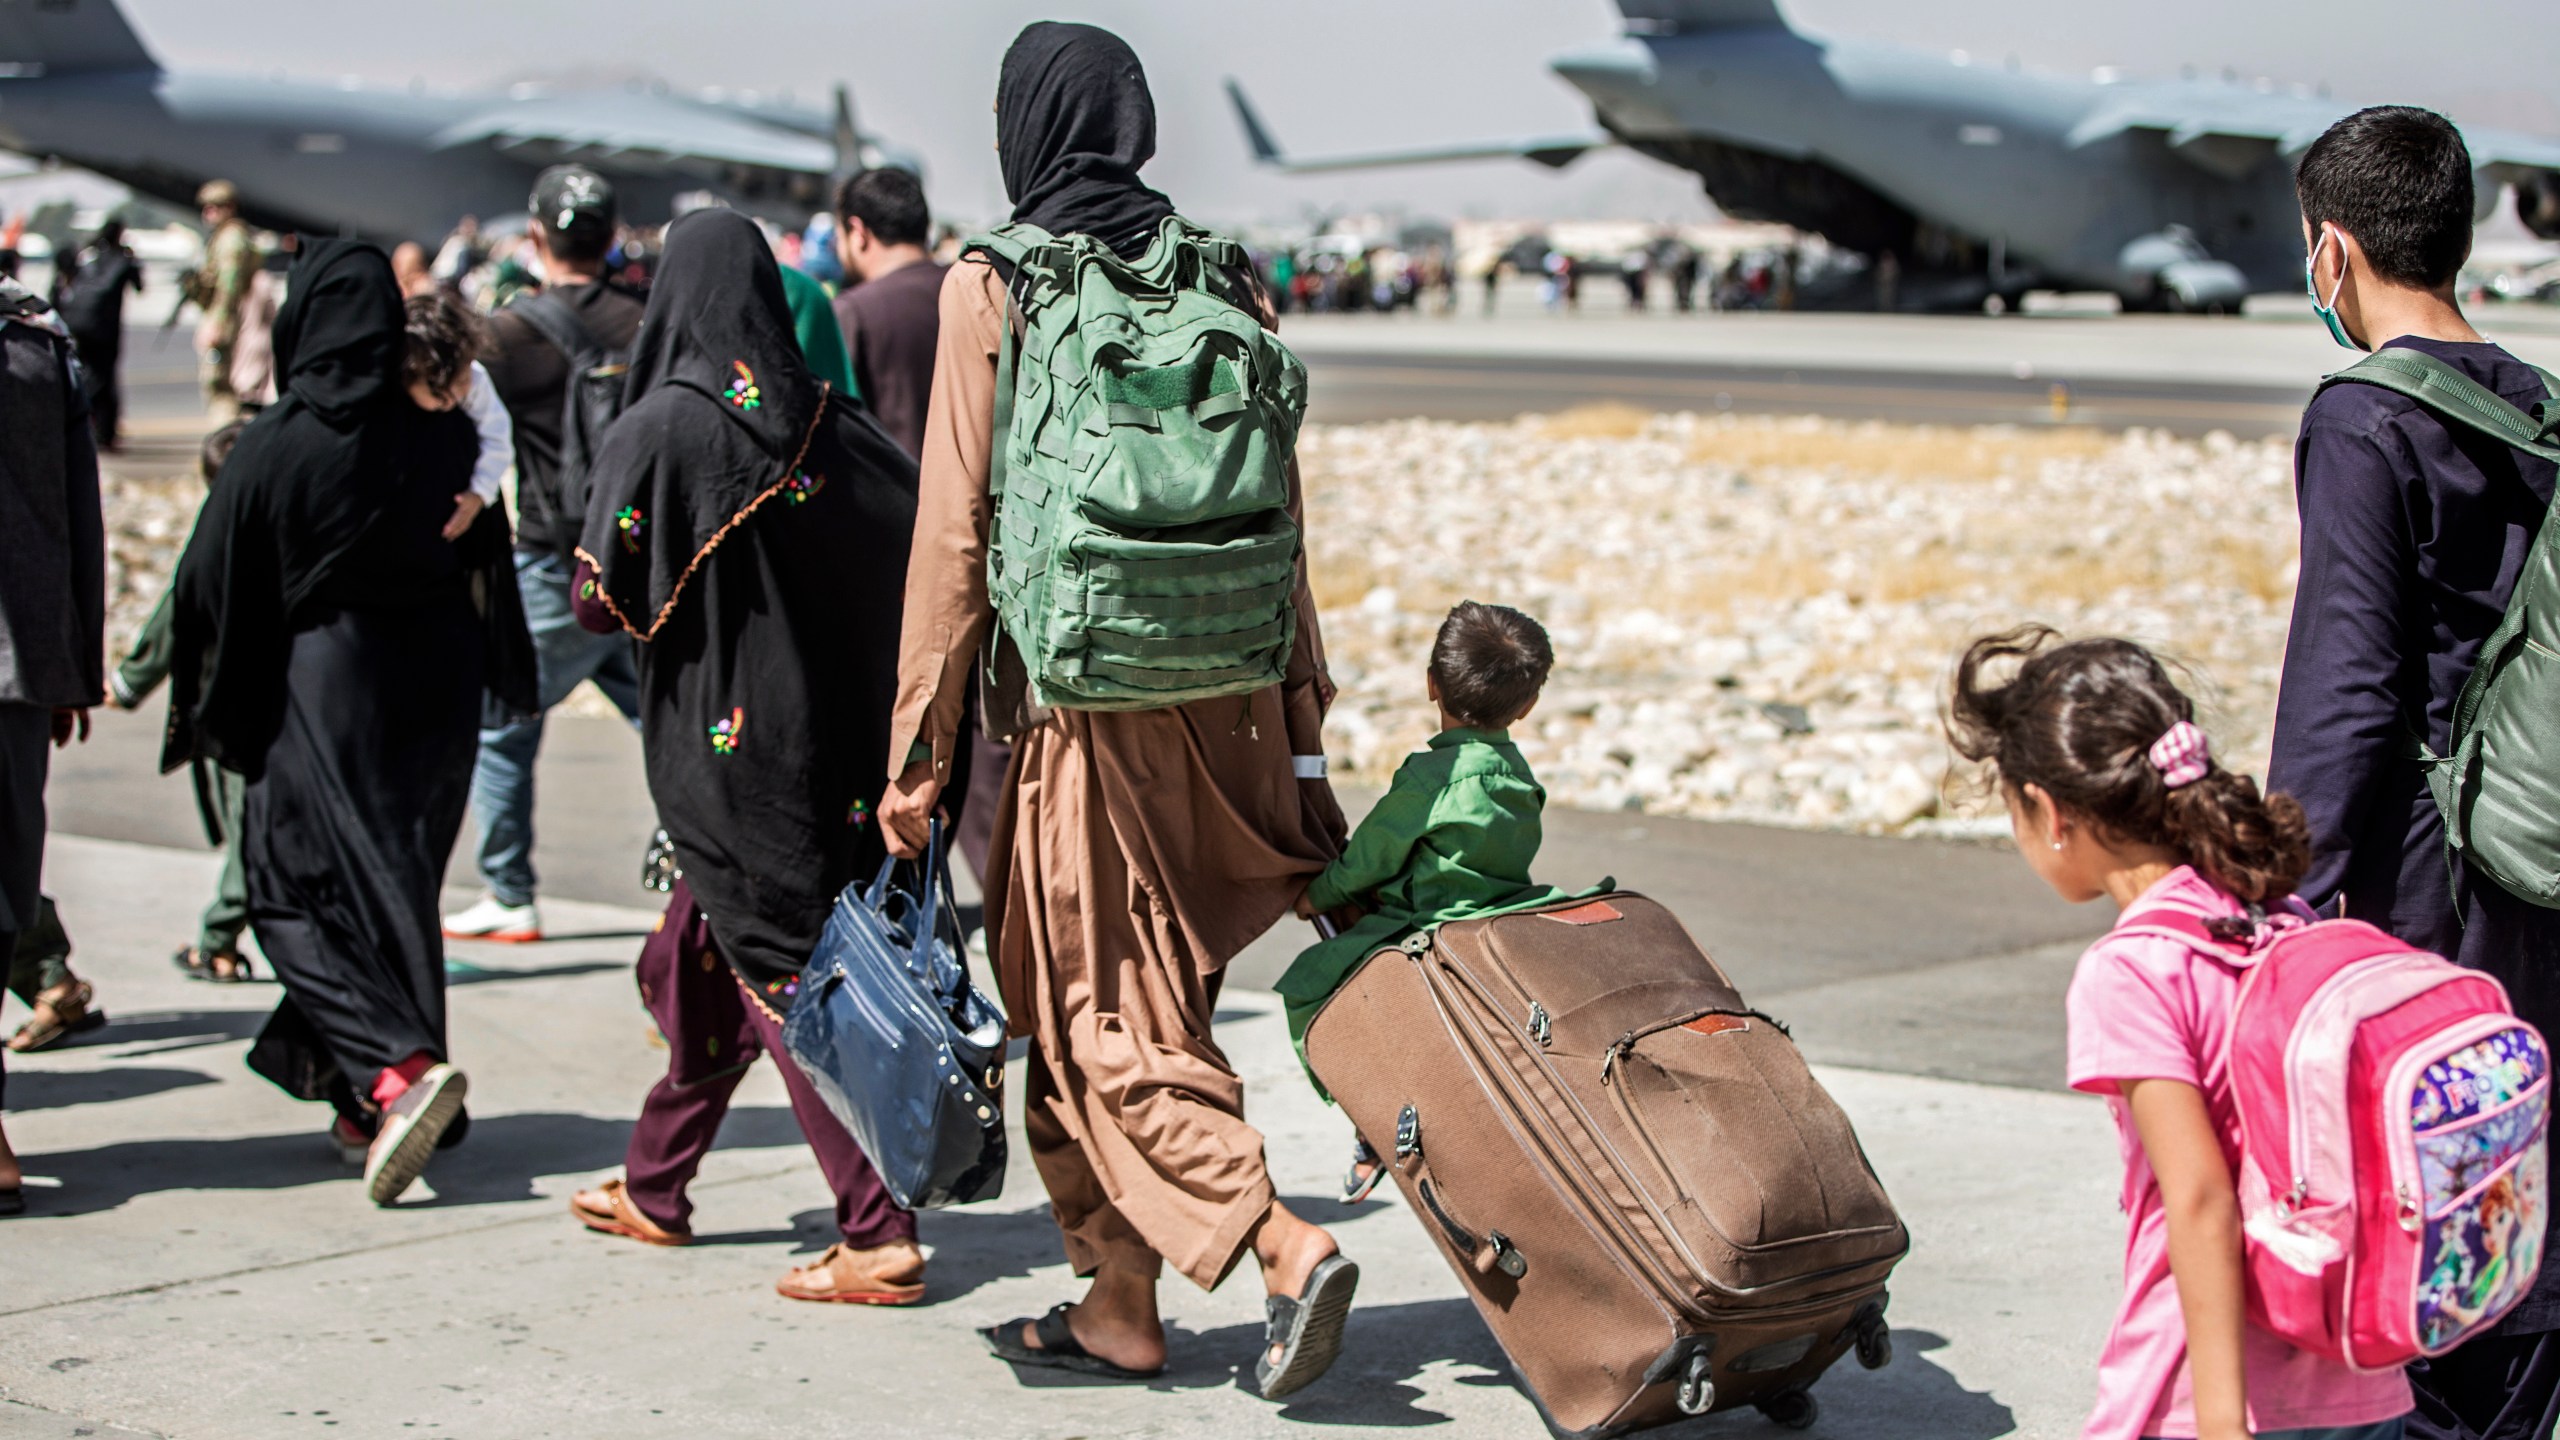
[1554,28,2336,296]
[0,68,828,243]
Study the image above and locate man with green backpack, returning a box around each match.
[2269,106,2560,1440]
[879,22,1359,1403]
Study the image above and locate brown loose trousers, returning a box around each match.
[887,260,1341,1289]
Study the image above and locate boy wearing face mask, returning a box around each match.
[2268,105,2560,1440]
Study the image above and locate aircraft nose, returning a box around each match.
[1550,39,1659,96]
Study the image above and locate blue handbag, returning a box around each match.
[780,818,1008,1210]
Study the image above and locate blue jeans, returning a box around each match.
[465,552,642,906]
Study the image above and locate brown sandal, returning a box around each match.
[775,1240,927,1305]
[8,980,106,1052]
[569,1177,692,1247]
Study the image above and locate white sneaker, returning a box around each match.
[365,1063,467,1206]
[442,895,541,943]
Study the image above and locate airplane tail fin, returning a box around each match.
[1614,0,1788,31]
[832,83,864,174]
[1223,79,1286,166]
[0,0,158,75]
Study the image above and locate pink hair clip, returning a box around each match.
[2149,720,2210,789]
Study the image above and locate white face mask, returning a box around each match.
[2304,226,2361,352]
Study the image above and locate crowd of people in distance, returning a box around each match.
[1,21,2557,1438]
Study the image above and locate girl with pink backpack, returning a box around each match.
[1951,628,2547,1440]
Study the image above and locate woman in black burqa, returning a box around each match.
[561,207,928,1304]
[164,237,534,1207]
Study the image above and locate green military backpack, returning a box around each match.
[2323,347,2560,906]
[967,215,1308,711]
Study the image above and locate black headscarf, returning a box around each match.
[164,238,531,777]
[576,206,920,1001]
[580,208,825,634]
[997,22,1176,258]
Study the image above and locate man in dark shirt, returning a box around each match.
[443,166,647,944]
[2267,107,2560,1440]
[831,167,946,459]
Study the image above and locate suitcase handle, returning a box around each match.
[1418,1178,1527,1279]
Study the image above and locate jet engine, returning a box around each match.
[2519,171,2560,242]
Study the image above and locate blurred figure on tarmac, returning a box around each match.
[188,180,260,419]
[431,214,482,293]
[50,219,143,450]
[163,238,535,1207]
[113,421,258,984]
[226,234,292,411]
[391,242,435,298]
[0,265,106,1217]
[446,165,646,945]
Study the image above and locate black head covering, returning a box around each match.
[580,207,831,636]
[997,22,1176,258]
[574,208,919,1002]
[163,237,531,775]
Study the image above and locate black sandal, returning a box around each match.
[0,1186,23,1217]
[1341,1136,1385,1204]
[171,947,253,984]
[1256,1253,1360,1399]
[982,1303,1163,1381]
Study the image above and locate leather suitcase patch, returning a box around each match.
[1683,1013,1751,1037]
[1540,900,1624,926]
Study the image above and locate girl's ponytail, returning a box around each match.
[1947,627,2312,903]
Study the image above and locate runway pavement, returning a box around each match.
[0,833,2122,1440]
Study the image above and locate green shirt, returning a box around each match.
[780,264,859,400]
[1281,727,1573,1088]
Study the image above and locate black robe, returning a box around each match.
[576,208,918,1003]
[164,238,532,1116]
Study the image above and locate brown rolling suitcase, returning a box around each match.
[1303,891,1908,1437]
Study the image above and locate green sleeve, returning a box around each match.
[781,266,859,400]
[1304,765,1437,914]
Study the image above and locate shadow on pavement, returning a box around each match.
[912,1203,1073,1303]
[443,959,633,987]
[51,1008,267,1058]
[414,1107,811,1207]
[1,1065,216,1112]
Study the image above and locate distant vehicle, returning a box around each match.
[1228,0,2560,312]
[0,0,915,244]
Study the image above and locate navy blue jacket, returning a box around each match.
[2266,334,2560,1330]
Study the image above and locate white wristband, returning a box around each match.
[1292,754,1328,779]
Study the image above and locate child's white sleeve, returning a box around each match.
[463,361,514,506]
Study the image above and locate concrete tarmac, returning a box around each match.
[1,833,2123,1440]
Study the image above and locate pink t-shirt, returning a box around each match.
[2064,866,2411,1440]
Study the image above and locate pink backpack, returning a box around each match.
[2119,894,2550,1369]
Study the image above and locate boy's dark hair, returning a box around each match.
[536,216,614,268]
[199,415,247,480]
[835,167,931,250]
[2296,105,2476,289]
[1430,601,1553,729]
[402,290,484,396]
[1946,625,2310,903]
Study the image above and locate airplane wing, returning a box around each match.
[2070,98,2560,180]
[1224,79,1608,174]
[430,92,836,177]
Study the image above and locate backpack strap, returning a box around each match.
[2116,896,2318,966]
[2328,349,2560,895]
[2319,347,2560,464]
[505,289,605,368]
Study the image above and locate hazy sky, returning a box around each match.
[118,0,2560,227]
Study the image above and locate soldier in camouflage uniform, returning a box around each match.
[189,180,260,418]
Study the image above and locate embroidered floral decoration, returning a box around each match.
[615,505,647,555]
[783,469,826,505]
[723,360,762,411]
[847,798,870,827]
[708,706,745,755]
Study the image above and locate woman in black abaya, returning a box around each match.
[165,238,532,1207]
[562,208,926,1304]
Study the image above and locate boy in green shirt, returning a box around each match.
[1281,602,1569,1112]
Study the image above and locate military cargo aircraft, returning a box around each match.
[1228,0,2560,311]
[0,0,904,243]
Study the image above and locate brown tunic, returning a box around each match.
[887,259,1342,1288]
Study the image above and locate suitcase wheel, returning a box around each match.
[1757,1389,1819,1431]
[1674,1353,1715,1416]
[1855,1318,1892,1371]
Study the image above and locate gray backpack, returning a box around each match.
[2324,347,2560,906]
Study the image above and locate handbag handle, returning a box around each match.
[862,815,972,1003]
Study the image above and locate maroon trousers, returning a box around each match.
[621,879,915,1249]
